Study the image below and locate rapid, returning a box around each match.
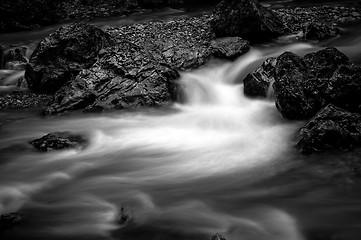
[1,2,361,240]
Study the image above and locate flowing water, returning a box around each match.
[1,2,361,240]
[1,43,361,240]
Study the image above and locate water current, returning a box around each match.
[1,2,361,240]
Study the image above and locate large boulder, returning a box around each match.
[30,132,88,152]
[244,47,361,119]
[45,41,179,115]
[298,104,361,154]
[210,0,286,42]
[25,22,113,94]
[273,51,315,119]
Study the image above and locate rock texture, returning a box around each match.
[108,16,215,71]
[25,22,113,93]
[244,47,361,120]
[243,57,277,98]
[45,41,179,115]
[210,37,250,60]
[30,132,88,152]
[210,0,285,42]
[298,104,361,154]
[302,22,341,41]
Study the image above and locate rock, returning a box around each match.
[303,22,341,41]
[210,37,250,60]
[243,57,277,98]
[297,104,361,154]
[246,47,361,119]
[30,131,88,152]
[0,212,23,232]
[1,46,28,70]
[210,0,286,42]
[210,233,227,240]
[25,22,114,94]
[45,41,179,115]
[273,51,314,119]
[116,206,133,225]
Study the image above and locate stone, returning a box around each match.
[246,47,361,120]
[45,41,179,115]
[273,52,314,119]
[210,233,227,240]
[303,22,341,41]
[30,131,88,152]
[298,104,361,154]
[210,0,285,42]
[210,37,250,60]
[1,46,28,70]
[0,212,23,232]
[25,22,113,94]
[243,57,277,98]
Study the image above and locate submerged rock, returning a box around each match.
[25,22,113,94]
[302,22,341,41]
[210,37,250,60]
[243,57,277,98]
[45,41,179,115]
[210,233,227,240]
[245,47,361,119]
[210,0,285,42]
[0,212,23,232]
[30,131,88,151]
[298,104,361,154]
[1,46,28,70]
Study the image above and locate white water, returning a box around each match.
[0,45,322,240]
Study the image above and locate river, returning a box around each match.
[1,1,361,240]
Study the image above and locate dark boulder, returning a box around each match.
[45,41,179,115]
[30,131,88,152]
[273,52,315,119]
[303,22,341,41]
[210,37,250,60]
[0,212,23,232]
[243,57,277,98]
[245,47,361,119]
[210,0,286,42]
[25,22,113,94]
[297,104,361,154]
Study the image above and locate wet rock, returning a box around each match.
[210,0,285,42]
[0,212,23,232]
[1,46,28,70]
[117,206,133,225]
[303,22,341,41]
[30,131,88,152]
[210,37,250,60]
[243,57,277,98]
[273,52,314,119]
[247,47,361,119]
[210,233,227,240]
[297,104,361,154]
[45,41,179,115]
[25,22,114,94]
